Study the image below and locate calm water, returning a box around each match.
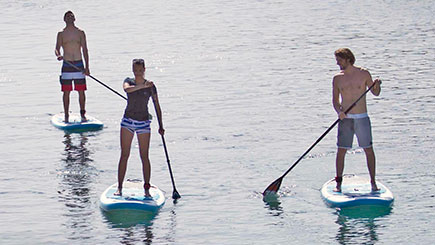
[1,0,434,244]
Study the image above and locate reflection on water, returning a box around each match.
[262,186,295,216]
[102,210,157,228]
[335,205,392,245]
[162,210,178,243]
[101,208,179,244]
[119,226,154,245]
[57,133,97,241]
[263,193,284,216]
[101,210,156,244]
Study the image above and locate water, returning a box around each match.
[1,0,434,244]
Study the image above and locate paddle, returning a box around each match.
[151,86,181,200]
[262,81,380,196]
[62,60,127,100]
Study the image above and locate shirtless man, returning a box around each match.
[332,48,381,192]
[55,11,90,122]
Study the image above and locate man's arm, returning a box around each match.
[80,30,90,75]
[366,71,381,96]
[333,76,346,120]
[55,32,63,60]
[332,77,342,113]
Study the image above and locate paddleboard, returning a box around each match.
[100,179,165,212]
[51,113,103,132]
[321,174,394,208]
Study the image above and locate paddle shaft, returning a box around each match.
[151,87,181,199]
[277,82,378,180]
[159,128,179,194]
[63,60,127,100]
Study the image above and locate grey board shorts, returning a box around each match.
[337,113,373,149]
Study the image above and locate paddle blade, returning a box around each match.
[263,177,283,196]
[172,189,181,200]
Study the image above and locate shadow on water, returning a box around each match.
[57,133,98,241]
[334,205,393,245]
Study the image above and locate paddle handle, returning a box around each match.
[62,60,127,101]
[279,81,378,179]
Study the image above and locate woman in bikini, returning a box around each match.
[114,58,165,197]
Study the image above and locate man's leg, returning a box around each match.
[63,91,71,122]
[78,90,87,121]
[335,118,353,192]
[334,148,347,192]
[364,147,379,191]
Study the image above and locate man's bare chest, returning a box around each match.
[62,31,80,45]
[339,76,365,92]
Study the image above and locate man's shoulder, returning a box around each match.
[356,66,370,74]
[334,71,345,76]
[62,26,85,34]
[76,27,86,34]
[333,71,345,80]
[355,67,372,81]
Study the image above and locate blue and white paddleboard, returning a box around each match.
[100,179,165,212]
[51,113,103,132]
[321,175,394,208]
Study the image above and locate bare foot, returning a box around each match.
[114,188,122,196]
[144,183,151,197]
[334,176,342,192]
[80,110,87,122]
[145,189,151,197]
[371,182,380,192]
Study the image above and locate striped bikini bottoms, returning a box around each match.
[120,117,151,134]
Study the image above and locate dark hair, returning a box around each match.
[132,58,145,68]
[334,48,355,65]
[64,11,74,19]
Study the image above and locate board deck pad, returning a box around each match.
[321,175,394,208]
[51,113,103,132]
[100,179,165,212]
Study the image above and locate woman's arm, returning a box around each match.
[123,80,154,93]
[151,89,165,135]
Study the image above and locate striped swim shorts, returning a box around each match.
[60,60,87,91]
[120,117,151,134]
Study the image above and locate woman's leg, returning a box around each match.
[137,132,151,196]
[114,127,135,195]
